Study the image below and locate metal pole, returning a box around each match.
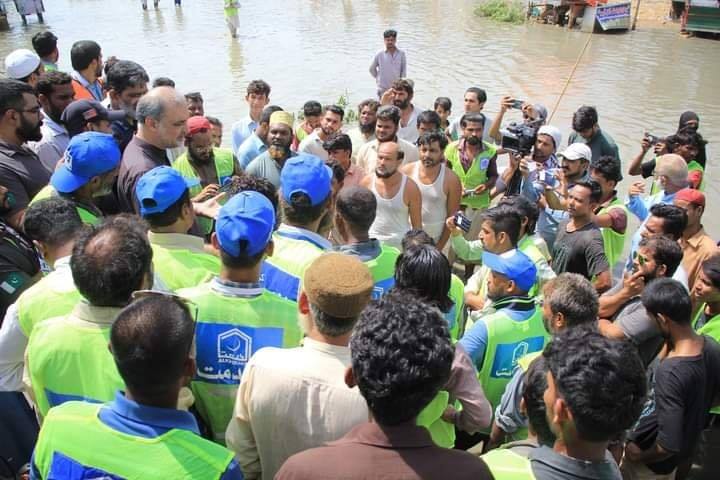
[632,0,642,30]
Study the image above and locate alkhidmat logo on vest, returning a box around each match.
[218,328,252,364]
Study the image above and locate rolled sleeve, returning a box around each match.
[451,235,483,262]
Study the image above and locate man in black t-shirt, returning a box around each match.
[551,180,611,294]
[623,279,720,478]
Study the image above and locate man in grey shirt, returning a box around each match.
[369,29,406,99]
[598,235,683,367]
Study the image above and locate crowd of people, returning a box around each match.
[0,26,718,480]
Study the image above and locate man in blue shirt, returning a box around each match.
[30,294,242,479]
[231,80,271,155]
[236,105,282,168]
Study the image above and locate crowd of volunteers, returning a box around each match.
[0,27,718,480]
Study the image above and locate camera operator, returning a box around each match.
[628,130,706,191]
[488,96,547,145]
[496,125,560,197]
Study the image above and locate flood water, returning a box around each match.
[2,0,719,237]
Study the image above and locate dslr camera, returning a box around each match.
[501,119,542,156]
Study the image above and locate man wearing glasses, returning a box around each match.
[0,79,49,229]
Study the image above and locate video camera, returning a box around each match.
[500,119,543,156]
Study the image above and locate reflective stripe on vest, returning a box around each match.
[179,283,302,444]
[17,271,80,337]
[365,244,400,299]
[445,140,497,210]
[261,232,328,301]
[477,300,549,414]
[482,448,537,480]
[597,198,628,270]
[173,148,235,234]
[416,390,455,448]
[34,401,234,480]
[27,317,123,417]
[151,244,221,292]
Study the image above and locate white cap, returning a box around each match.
[559,143,592,161]
[537,125,561,150]
[4,49,41,80]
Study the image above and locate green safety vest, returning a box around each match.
[33,401,234,480]
[30,185,101,225]
[477,299,549,419]
[693,304,720,415]
[482,448,536,480]
[27,310,123,417]
[295,125,310,143]
[261,231,329,301]
[445,140,497,210]
[178,282,302,444]
[596,198,628,271]
[449,274,465,341]
[365,243,401,300]
[416,390,455,448]
[173,148,235,234]
[517,237,546,298]
[224,0,240,15]
[151,242,221,292]
[16,268,80,337]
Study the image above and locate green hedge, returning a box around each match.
[474,0,526,24]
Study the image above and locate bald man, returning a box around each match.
[116,87,189,213]
[360,142,422,250]
[626,153,689,222]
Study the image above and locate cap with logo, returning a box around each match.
[280,154,332,207]
[216,191,276,257]
[481,249,537,293]
[558,143,592,162]
[51,132,122,193]
[61,100,126,137]
[4,49,41,80]
[135,166,199,216]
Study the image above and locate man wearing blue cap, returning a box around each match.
[135,166,221,291]
[261,154,333,301]
[459,249,548,437]
[178,191,301,445]
[31,132,120,224]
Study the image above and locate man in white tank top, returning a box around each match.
[401,130,462,251]
[361,142,422,250]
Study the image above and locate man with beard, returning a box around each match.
[116,87,188,214]
[173,116,242,234]
[298,105,344,161]
[347,99,378,162]
[385,78,422,144]
[624,279,720,479]
[598,236,683,367]
[0,80,49,229]
[360,141,421,250]
[30,132,121,224]
[237,105,283,169]
[106,60,150,153]
[31,72,76,172]
[499,125,560,197]
[246,111,296,188]
[401,130,461,250]
[459,249,547,435]
[551,180,611,293]
[69,40,105,102]
[356,105,419,174]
